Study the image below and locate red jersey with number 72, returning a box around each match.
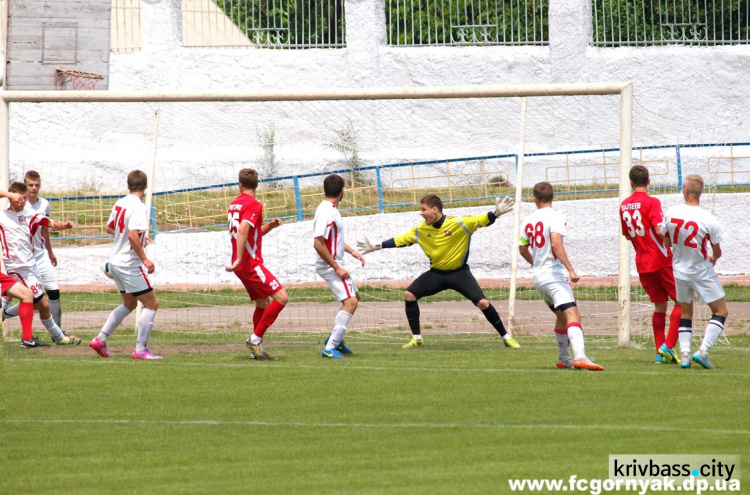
[228,193,264,271]
[619,192,672,274]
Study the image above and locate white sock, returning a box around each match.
[98,304,132,343]
[567,324,586,361]
[554,331,570,360]
[48,298,62,327]
[42,317,64,343]
[700,316,725,354]
[250,334,262,345]
[4,302,19,318]
[326,310,352,350]
[678,320,693,355]
[136,308,157,352]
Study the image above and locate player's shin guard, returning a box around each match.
[554,328,570,358]
[136,308,157,352]
[700,315,726,354]
[47,295,62,328]
[666,304,682,349]
[252,306,265,329]
[254,300,285,339]
[566,323,586,361]
[652,311,666,351]
[678,319,693,355]
[98,304,132,343]
[18,301,34,341]
[4,302,19,318]
[41,317,64,343]
[481,304,507,337]
[326,310,353,350]
[405,300,420,336]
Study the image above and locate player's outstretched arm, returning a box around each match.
[493,196,514,217]
[356,236,382,255]
[550,233,579,283]
[345,244,365,267]
[261,218,282,236]
[226,221,250,272]
[49,220,77,230]
[0,190,24,209]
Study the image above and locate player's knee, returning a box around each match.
[274,290,289,306]
[123,300,138,311]
[404,291,417,302]
[476,299,489,310]
[46,289,60,301]
[148,299,159,311]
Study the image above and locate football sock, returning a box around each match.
[249,334,262,345]
[666,304,682,349]
[554,328,570,359]
[18,301,34,341]
[47,295,62,327]
[652,311,666,351]
[98,304,132,343]
[252,306,265,329]
[405,300,420,336]
[136,308,157,352]
[4,302,19,318]
[42,317,65,343]
[254,300,285,339]
[678,319,693,355]
[700,314,726,354]
[481,304,508,337]
[566,323,586,361]
[326,310,353,350]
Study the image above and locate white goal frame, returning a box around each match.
[0,84,634,346]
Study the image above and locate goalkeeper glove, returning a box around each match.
[356,236,381,255]
[494,196,514,217]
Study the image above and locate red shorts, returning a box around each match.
[639,266,677,304]
[235,264,283,301]
[1,273,18,296]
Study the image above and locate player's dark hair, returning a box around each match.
[8,181,27,193]
[127,170,148,192]
[629,165,649,187]
[24,170,41,183]
[239,168,259,190]
[323,174,345,198]
[532,182,554,203]
[684,174,704,197]
[420,194,443,211]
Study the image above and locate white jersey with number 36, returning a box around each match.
[107,194,149,267]
[661,204,724,281]
[519,207,568,284]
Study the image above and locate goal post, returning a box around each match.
[0,83,637,344]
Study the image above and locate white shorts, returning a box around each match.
[316,263,358,302]
[5,266,44,300]
[535,279,576,311]
[109,262,153,295]
[33,255,59,292]
[675,276,725,305]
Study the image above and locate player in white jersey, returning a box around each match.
[89,170,162,360]
[660,174,727,370]
[312,174,364,359]
[3,171,66,326]
[0,182,79,345]
[518,182,603,371]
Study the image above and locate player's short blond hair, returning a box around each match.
[533,182,554,203]
[239,168,259,190]
[8,181,27,194]
[127,170,148,192]
[683,174,704,198]
[24,170,41,183]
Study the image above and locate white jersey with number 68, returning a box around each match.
[519,207,568,285]
[107,194,149,267]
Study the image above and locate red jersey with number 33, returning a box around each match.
[228,194,264,271]
[620,192,672,274]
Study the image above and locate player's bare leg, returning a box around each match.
[560,305,603,371]
[323,293,358,358]
[247,289,288,360]
[131,290,161,360]
[90,292,137,357]
[34,296,79,345]
[402,290,423,348]
[693,298,728,369]
[475,298,519,348]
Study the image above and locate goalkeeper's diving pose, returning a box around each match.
[357,194,520,349]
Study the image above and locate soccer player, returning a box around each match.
[225,168,288,361]
[660,174,727,370]
[0,183,80,346]
[89,170,162,360]
[313,174,364,359]
[619,165,682,364]
[3,171,66,327]
[518,182,603,371]
[357,194,520,349]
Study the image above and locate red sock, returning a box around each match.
[19,301,34,341]
[665,304,682,349]
[652,311,666,351]
[253,306,265,329]
[253,300,285,339]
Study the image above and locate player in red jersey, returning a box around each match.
[225,168,288,360]
[619,165,681,364]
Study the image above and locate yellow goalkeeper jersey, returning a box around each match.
[393,213,492,271]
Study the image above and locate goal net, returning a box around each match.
[0,86,742,349]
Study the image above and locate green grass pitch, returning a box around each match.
[3,333,749,494]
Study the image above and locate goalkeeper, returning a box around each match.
[357,194,520,349]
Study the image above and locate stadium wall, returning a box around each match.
[55,193,750,287]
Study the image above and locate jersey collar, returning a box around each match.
[432,214,447,229]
